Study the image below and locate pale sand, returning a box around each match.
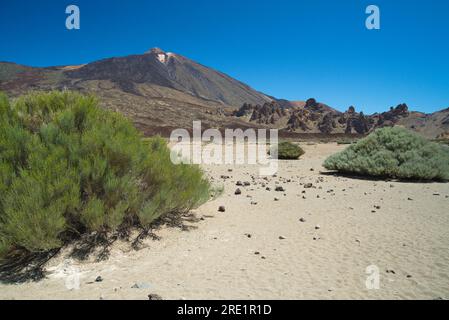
[1,143,448,300]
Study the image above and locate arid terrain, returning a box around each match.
[1,143,448,300]
[1,48,449,139]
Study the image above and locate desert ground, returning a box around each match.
[0,143,448,300]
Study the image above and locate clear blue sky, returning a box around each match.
[1,0,448,114]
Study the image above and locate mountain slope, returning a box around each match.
[65,48,272,106]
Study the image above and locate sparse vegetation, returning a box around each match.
[323,127,449,180]
[432,139,449,146]
[275,141,305,160]
[0,91,211,261]
[336,138,356,145]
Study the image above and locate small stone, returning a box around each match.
[132,282,151,289]
[315,225,320,230]
[299,217,306,222]
[244,181,251,186]
[218,206,226,212]
[274,197,279,201]
[304,183,313,188]
[148,294,163,300]
[236,181,243,186]
[95,276,103,282]
[407,197,413,201]
[254,251,260,255]
[275,186,285,192]
[279,236,286,240]
[245,233,252,238]
[406,275,412,278]
[235,188,242,195]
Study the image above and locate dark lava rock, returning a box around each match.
[148,294,163,300]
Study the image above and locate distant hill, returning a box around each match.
[0,48,448,139]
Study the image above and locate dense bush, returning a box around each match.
[275,141,305,160]
[0,91,211,260]
[323,127,449,180]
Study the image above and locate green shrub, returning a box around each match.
[323,127,449,180]
[0,91,211,259]
[275,141,305,160]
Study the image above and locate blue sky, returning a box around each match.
[0,0,448,114]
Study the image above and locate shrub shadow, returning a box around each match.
[320,171,447,184]
[0,211,201,284]
[0,249,60,284]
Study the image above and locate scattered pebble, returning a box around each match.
[132,282,151,289]
[218,206,226,212]
[148,294,163,300]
